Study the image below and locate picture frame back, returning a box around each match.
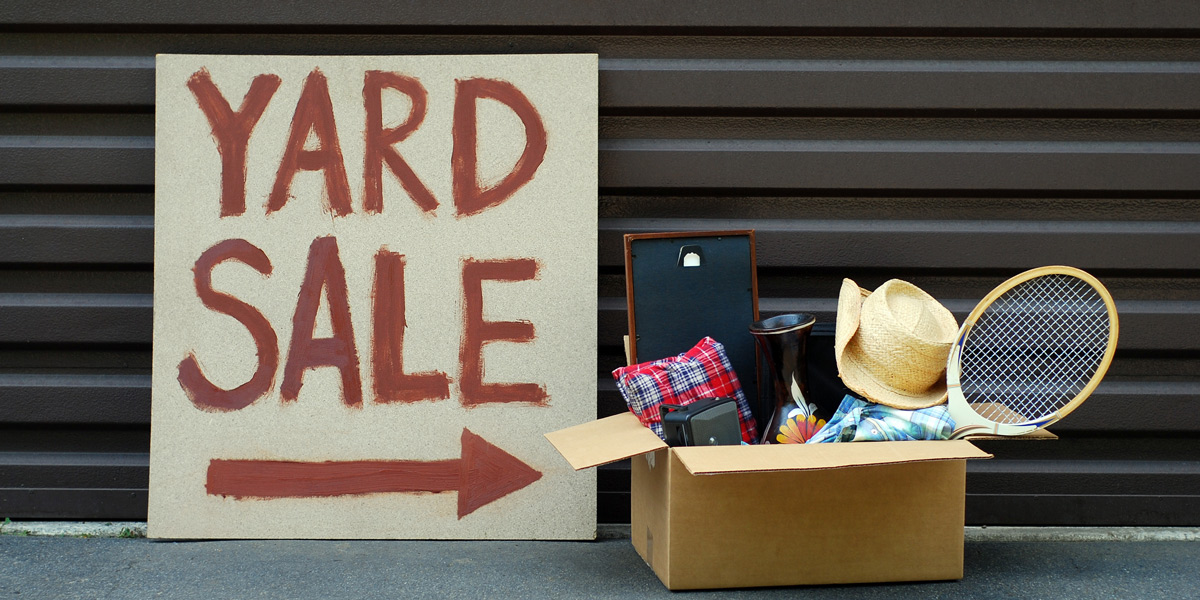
[624,230,761,424]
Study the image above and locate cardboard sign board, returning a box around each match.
[150,54,597,539]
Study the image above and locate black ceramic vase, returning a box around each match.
[749,313,827,444]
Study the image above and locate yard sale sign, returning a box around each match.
[150,55,597,539]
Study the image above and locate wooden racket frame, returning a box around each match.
[947,265,1119,439]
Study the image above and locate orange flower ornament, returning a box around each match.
[776,406,827,444]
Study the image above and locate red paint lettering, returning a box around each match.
[178,239,279,411]
[363,71,437,215]
[451,78,547,218]
[186,69,281,217]
[205,428,542,518]
[372,249,450,403]
[459,258,547,407]
[268,68,353,217]
[281,236,363,406]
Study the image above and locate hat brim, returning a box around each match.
[838,343,948,409]
[833,278,869,374]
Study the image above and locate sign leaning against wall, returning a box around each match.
[150,54,598,539]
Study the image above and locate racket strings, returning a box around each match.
[958,274,1110,424]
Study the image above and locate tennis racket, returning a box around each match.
[947,266,1118,439]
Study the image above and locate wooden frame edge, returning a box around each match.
[623,230,760,367]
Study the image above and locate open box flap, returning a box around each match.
[545,412,667,470]
[673,440,992,476]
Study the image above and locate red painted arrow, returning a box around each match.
[205,429,542,518]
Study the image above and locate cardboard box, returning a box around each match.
[546,412,993,590]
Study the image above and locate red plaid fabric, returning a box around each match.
[613,337,758,443]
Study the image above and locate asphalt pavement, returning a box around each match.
[4,529,1200,599]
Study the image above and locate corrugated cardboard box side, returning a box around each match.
[546,412,992,590]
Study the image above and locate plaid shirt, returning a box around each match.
[806,394,955,443]
[613,337,758,443]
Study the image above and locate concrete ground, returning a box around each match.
[3,525,1199,599]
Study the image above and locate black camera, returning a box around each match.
[659,397,743,447]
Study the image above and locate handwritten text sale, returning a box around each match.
[178,68,550,413]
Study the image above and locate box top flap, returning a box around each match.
[545,412,667,470]
[673,440,992,475]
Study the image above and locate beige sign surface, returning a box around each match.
[150,54,597,539]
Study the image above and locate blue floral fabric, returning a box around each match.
[806,394,955,443]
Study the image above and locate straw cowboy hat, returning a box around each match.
[834,279,959,409]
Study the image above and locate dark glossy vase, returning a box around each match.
[749,313,827,444]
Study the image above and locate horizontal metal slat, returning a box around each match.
[0,348,151,376]
[599,139,1200,192]
[0,374,150,424]
[0,57,154,109]
[0,137,152,187]
[0,450,147,467]
[0,427,148,454]
[0,215,152,264]
[600,219,1200,270]
[9,57,1200,114]
[2,1,1198,31]
[969,459,1200,495]
[0,488,146,520]
[0,293,150,344]
[602,59,1200,113]
[1057,381,1200,432]
[0,451,147,487]
[966,494,1200,526]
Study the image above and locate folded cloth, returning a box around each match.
[613,337,757,443]
[806,394,955,443]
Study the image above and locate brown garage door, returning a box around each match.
[2,2,1199,525]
